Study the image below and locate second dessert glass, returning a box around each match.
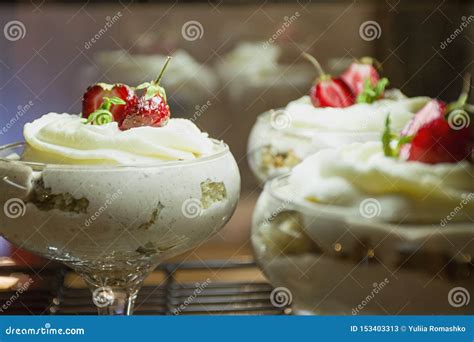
[0,140,240,315]
[252,175,474,315]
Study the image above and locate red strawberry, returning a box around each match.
[109,84,138,124]
[341,58,380,96]
[120,96,170,130]
[402,116,471,164]
[391,74,473,164]
[303,53,354,108]
[400,99,446,137]
[120,56,173,131]
[82,83,137,124]
[309,79,354,107]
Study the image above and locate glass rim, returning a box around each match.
[0,139,230,170]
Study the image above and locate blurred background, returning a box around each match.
[0,0,473,272]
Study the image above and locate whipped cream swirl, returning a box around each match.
[22,113,216,165]
[288,142,474,223]
[284,94,430,133]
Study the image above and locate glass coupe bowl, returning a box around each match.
[247,110,379,184]
[0,141,240,315]
[252,175,474,315]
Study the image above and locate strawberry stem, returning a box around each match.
[447,73,471,112]
[154,56,172,85]
[462,72,471,98]
[302,53,326,78]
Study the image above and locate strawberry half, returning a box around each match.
[403,116,472,164]
[82,83,137,125]
[309,78,354,107]
[400,99,446,137]
[341,57,380,96]
[303,53,354,108]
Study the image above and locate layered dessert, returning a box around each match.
[248,55,430,183]
[252,81,474,314]
[0,57,240,314]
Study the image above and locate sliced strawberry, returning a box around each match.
[401,99,446,137]
[120,96,170,130]
[82,84,105,119]
[403,116,472,164]
[109,84,137,124]
[341,58,380,96]
[303,53,355,108]
[310,78,354,108]
[82,83,137,124]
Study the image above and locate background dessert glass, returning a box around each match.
[247,109,379,183]
[0,141,240,315]
[252,175,474,315]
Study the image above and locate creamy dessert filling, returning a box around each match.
[21,113,217,165]
[288,142,474,223]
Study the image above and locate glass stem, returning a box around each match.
[94,287,139,316]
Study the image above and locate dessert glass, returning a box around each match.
[252,175,474,315]
[247,109,378,183]
[0,140,240,315]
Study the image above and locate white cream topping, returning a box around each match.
[285,95,430,133]
[22,113,216,165]
[288,142,474,223]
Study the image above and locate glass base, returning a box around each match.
[68,259,157,316]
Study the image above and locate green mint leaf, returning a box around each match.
[108,96,126,105]
[357,77,390,104]
[85,109,113,126]
[397,135,413,146]
[382,114,394,157]
[382,114,413,158]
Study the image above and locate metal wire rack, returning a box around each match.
[0,261,288,315]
